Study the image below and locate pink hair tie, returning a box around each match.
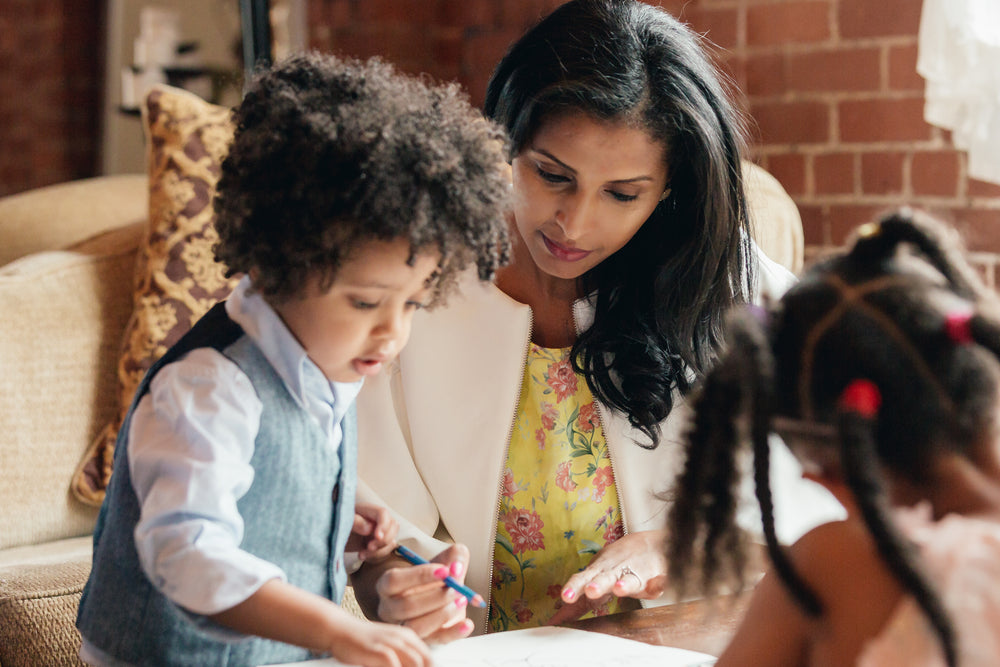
[944,311,974,344]
[839,379,881,418]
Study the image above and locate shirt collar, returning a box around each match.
[224,276,362,417]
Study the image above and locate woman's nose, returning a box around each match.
[554,194,592,240]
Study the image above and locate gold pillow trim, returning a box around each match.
[71,85,239,506]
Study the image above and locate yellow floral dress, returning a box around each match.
[488,344,638,632]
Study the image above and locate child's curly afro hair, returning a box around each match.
[213,52,511,304]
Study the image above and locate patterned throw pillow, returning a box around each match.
[71,85,239,506]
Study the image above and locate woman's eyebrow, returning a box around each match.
[532,148,656,183]
[532,148,575,173]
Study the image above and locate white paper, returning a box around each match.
[268,625,716,667]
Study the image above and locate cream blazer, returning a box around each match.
[355,245,843,632]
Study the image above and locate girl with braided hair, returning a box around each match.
[667,208,1000,666]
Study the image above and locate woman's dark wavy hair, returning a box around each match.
[214,52,510,304]
[666,208,1000,667]
[484,0,755,445]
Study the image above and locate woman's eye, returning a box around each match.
[405,300,428,310]
[351,299,378,310]
[609,190,638,203]
[536,165,569,184]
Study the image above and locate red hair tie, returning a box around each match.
[944,311,974,344]
[839,379,881,418]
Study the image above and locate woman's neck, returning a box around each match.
[496,237,582,348]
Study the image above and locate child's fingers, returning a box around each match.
[383,516,399,544]
[363,646,401,667]
[378,626,432,667]
[370,514,398,549]
[359,539,397,562]
[352,513,375,536]
[338,624,431,667]
[355,503,397,542]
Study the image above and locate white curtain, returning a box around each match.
[918,0,1000,185]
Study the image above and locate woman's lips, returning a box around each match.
[542,234,591,262]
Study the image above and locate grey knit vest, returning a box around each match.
[77,303,357,666]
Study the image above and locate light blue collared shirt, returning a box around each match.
[126,276,361,615]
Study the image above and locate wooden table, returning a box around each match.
[563,591,752,658]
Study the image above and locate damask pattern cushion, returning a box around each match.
[71,85,239,506]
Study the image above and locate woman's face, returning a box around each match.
[510,111,670,281]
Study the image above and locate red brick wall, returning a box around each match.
[0,0,102,197]
[309,0,1000,279]
[308,0,565,106]
[687,0,1000,268]
[7,1,1000,278]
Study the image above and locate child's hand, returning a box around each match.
[327,615,431,667]
[347,503,398,561]
[210,579,429,666]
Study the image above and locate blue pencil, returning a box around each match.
[394,545,487,608]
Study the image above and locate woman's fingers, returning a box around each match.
[560,562,615,605]
[378,563,452,608]
[376,564,468,635]
[559,530,670,604]
[402,593,472,639]
[424,616,476,644]
[428,543,471,573]
[582,568,620,600]
[545,595,608,626]
[374,543,474,641]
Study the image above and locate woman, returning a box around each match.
[351,0,840,641]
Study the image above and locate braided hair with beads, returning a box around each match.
[664,208,1000,667]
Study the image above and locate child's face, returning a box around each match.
[273,238,439,383]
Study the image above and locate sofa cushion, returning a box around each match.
[72,85,239,506]
[0,239,139,550]
[0,174,147,267]
[0,537,92,666]
[743,160,805,274]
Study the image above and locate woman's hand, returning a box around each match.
[375,544,475,643]
[353,543,475,644]
[547,529,668,625]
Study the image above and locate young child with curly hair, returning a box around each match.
[75,52,510,667]
[667,208,1000,667]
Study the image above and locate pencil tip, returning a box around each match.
[473,595,486,608]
